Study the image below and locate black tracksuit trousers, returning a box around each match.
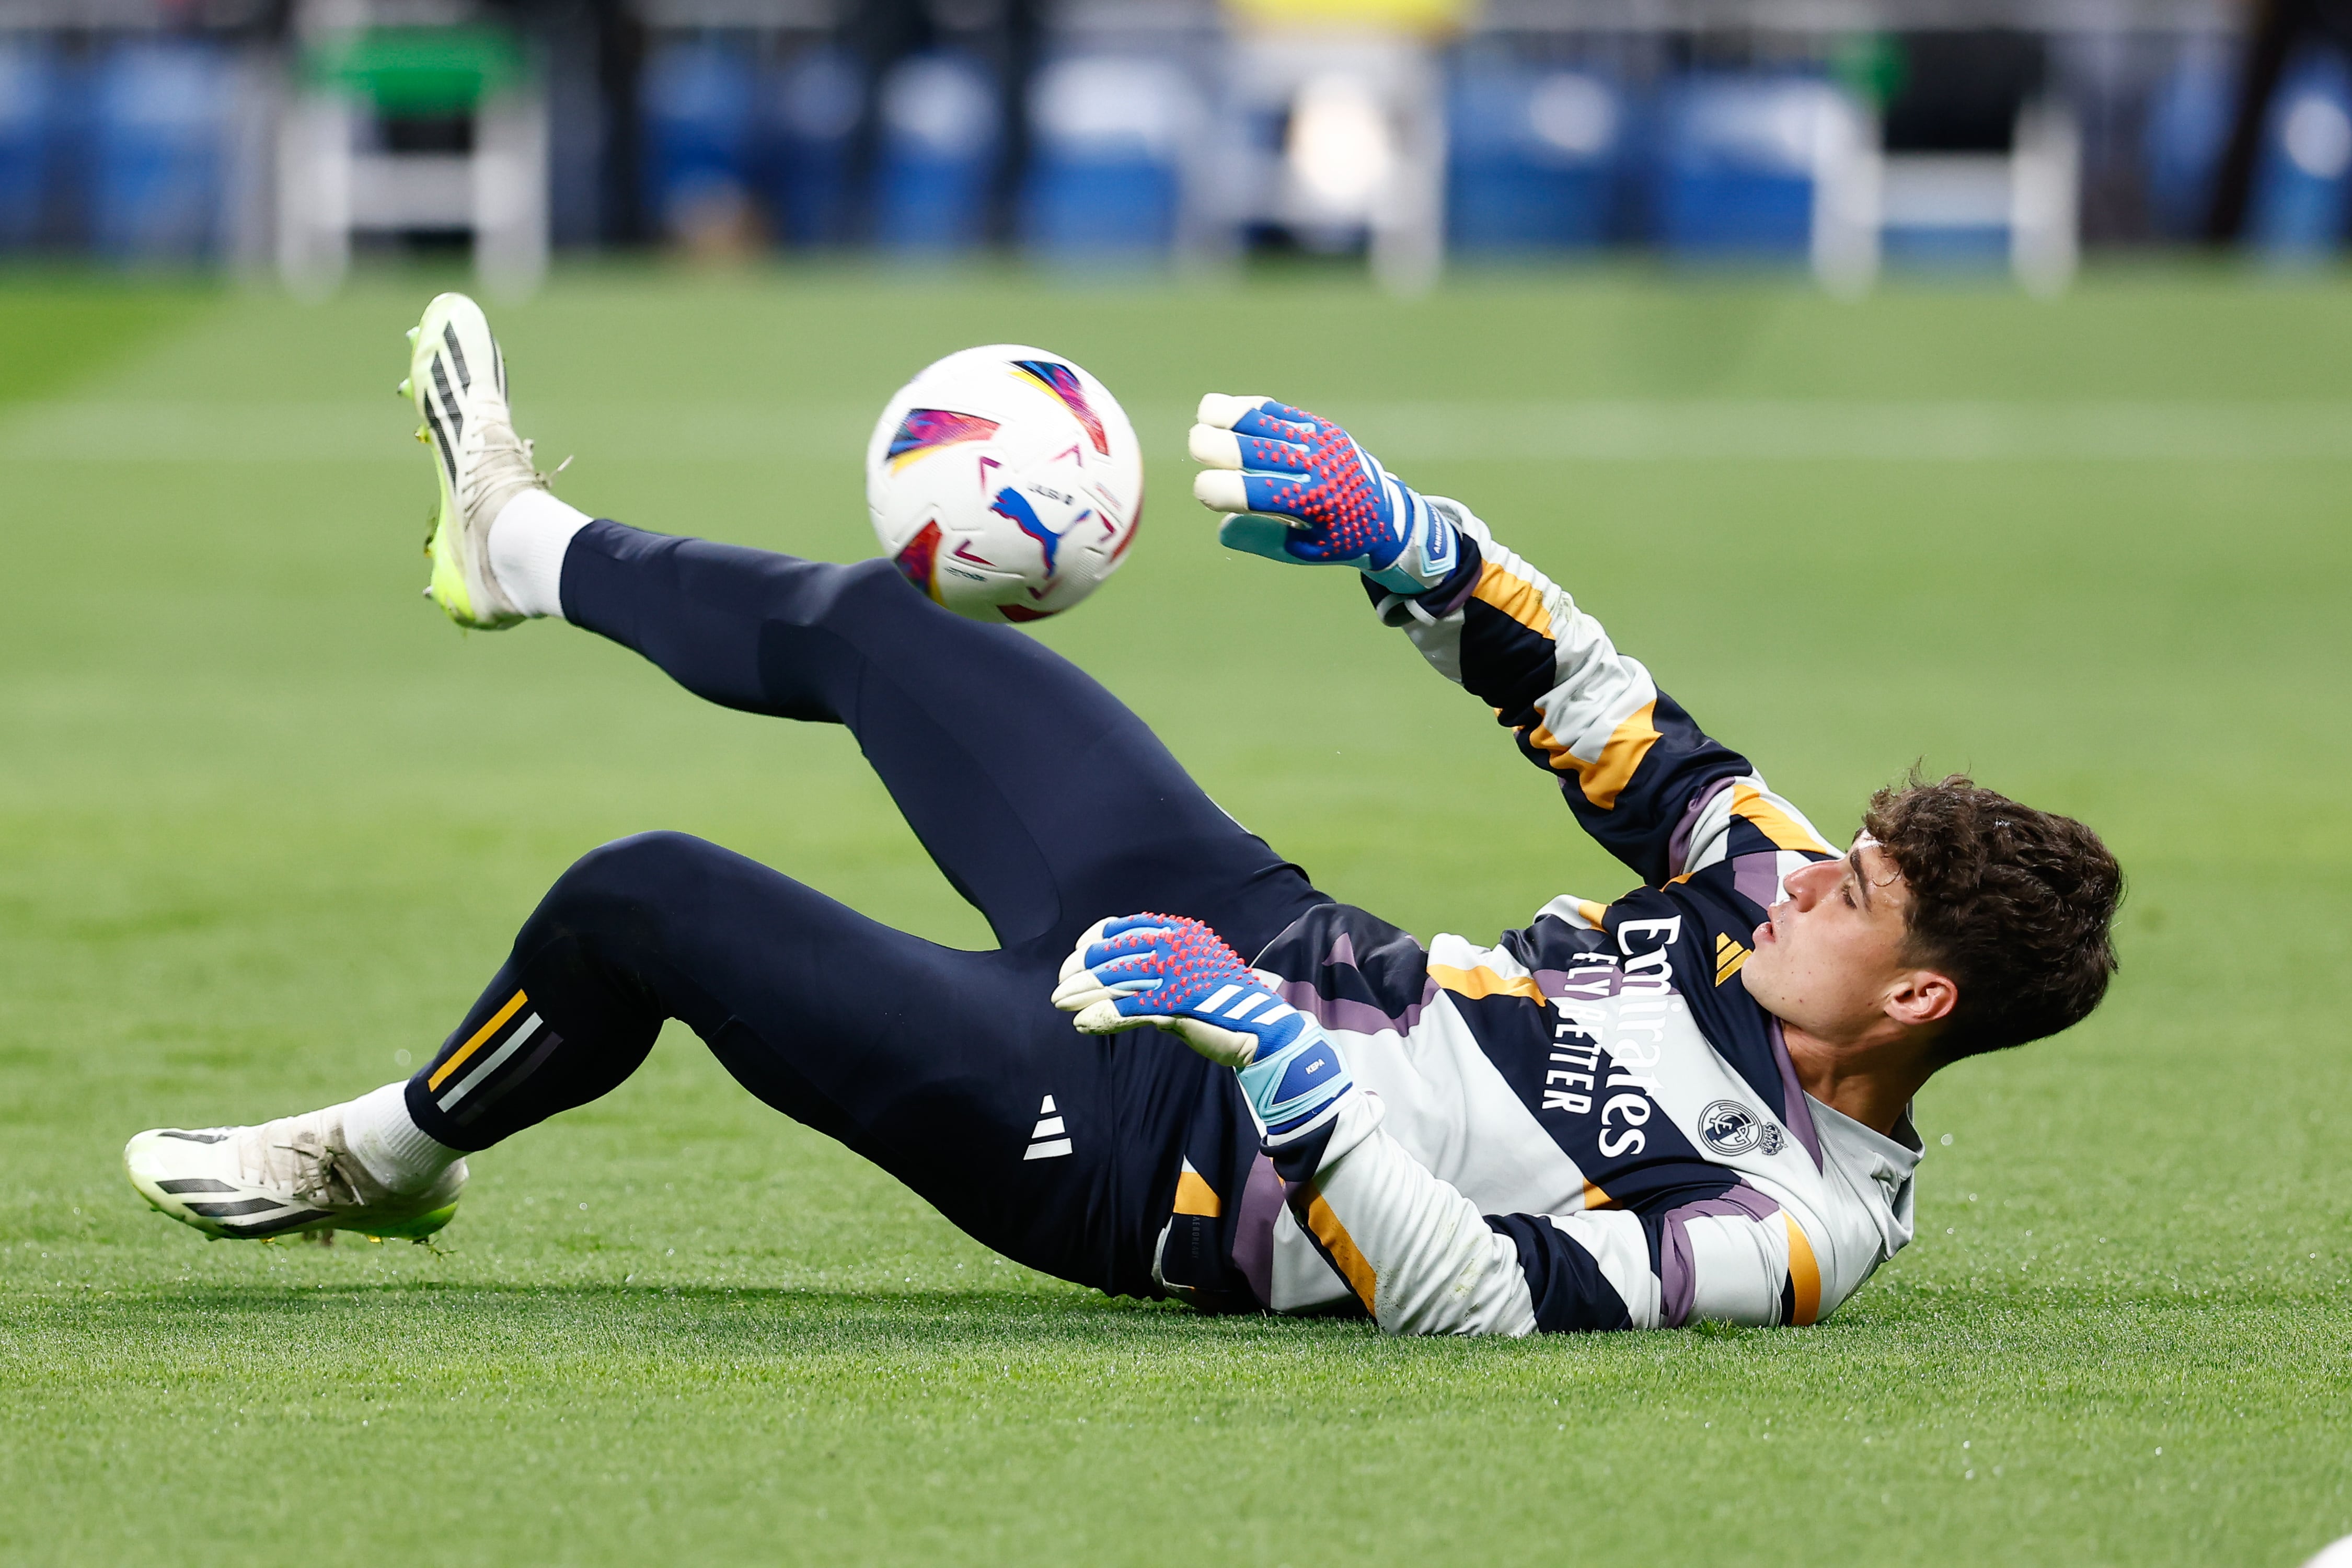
[401,521,1327,1300]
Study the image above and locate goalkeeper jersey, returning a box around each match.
[1222,504,1921,1335]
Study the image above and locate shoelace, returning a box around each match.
[274,1134,362,1209]
[454,419,550,520]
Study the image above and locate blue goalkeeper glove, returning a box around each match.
[1051,913,1355,1146]
[1189,394,1459,595]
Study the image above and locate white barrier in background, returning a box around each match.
[1814,96,2082,296]
[278,85,548,299]
[1218,28,1447,295]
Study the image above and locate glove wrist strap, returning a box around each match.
[1364,485,1459,594]
[1236,1031,1355,1147]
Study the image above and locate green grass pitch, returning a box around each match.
[1,265,2348,1566]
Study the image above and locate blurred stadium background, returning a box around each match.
[8,0,2352,294]
[8,3,2352,1565]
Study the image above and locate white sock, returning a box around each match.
[341,1081,462,1193]
[488,488,593,620]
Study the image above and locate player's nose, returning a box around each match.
[1783,859,1835,909]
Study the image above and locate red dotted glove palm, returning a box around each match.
[1189,395,1459,594]
[1051,913,1355,1144]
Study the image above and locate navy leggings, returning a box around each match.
[402,522,1327,1298]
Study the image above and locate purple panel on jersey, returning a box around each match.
[1733,850,1785,911]
[1229,1153,1284,1308]
[1766,1018,1824,1170]
[1668,776,1736,880]
[1272,928,1442,1037]
[1657,1183,1783,1328]
[1535,961,1620,999]
[1274,977,1439,1037]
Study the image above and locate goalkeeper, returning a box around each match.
[125,295,2123,1335]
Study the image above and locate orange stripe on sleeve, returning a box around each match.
[1578,700,1661,809]
[1526,700,1662,812]
[1731,783,1835,856]
[1428,963,1548,1004]
[1304,1192,1379,1314]
[1581,1181,1613,1210]
[1782,1212,1822,1326]
[1471,560,1553,639]
[1524,720,1575,769]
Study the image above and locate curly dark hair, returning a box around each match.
[1862,773,2123,1062]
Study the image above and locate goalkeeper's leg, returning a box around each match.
[498,506,1327,961]
[127,831,1234,1290]
[400,832,1204,1292]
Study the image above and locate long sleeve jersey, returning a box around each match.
[1196,503,1921,1336]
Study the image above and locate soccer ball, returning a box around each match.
[865,344,1144,623]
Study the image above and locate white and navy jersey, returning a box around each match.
[1241,504,1921,1336]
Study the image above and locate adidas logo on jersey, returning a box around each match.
[1022,1094,1070,1161]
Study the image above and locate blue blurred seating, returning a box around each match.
[89,41,233,262]
[0,39,53,250]
[640,37,758,243]
[1447,61,1621,252]
[1021,56,1191,260]
[2249,46,2352,259]
[765,47,860,246]
[1653,74,1836,259]
[877,52,998,253]
[2142,42,2237,239]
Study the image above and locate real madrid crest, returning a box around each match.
[1699,1099,1782,1157]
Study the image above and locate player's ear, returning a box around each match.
[1887,969,1958,1029]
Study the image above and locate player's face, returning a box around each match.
[1742,841,1935,1045]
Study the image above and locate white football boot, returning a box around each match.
[124,1106,466,1242]
[398,291,551,630]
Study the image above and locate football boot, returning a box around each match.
[398,292,548,630]
[125,1106,466,1242]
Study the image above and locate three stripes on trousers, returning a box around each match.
[1024,1096,1069,1161]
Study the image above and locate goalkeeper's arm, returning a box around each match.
[1255,1087,1830,1335]
[1049,914,1825,1336]
[1188,394,1828,890]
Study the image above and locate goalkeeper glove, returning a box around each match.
[1189,394,1459,595]
[1051,913,1355,1146]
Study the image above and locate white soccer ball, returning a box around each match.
[2306,1536,2352,1568]
[865,344,1144,624]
